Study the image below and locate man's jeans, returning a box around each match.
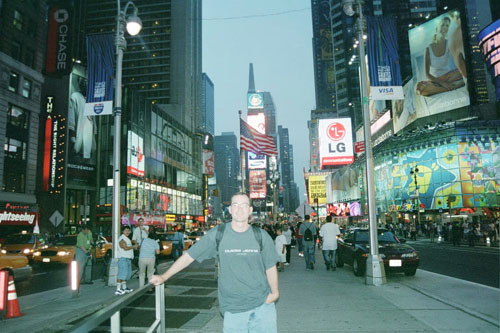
[322,249,336,268]
[223,302,277,333]
[75,247,92,285]
[304,241,315,269]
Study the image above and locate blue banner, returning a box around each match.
[366,16,404,100]
[85,34,114,116]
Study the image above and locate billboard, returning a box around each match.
[202,149,214,176]
[127,131,145,177]
[247,112,266,134]
[248,152,267,169]
[308,175,327,204]
[325,168,360,203]
[249,170,266,199]
[45,5,72,75]
[478,18,500,101]
[247,92,264,109]
[366,16,404,100]
[404,10,469,124]
[318,118,354,168]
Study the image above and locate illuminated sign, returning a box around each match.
[249,170,266,199]
[318,118,354,168]
[478,18,500,101]
[308,175,327,204]
[45,6,72,74]
[42,96,65,193]
[247,112,266,134]
[127,131,145,177]
[248,152,267,169]
[247,92,264,109]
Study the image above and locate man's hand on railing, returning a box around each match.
[149,274,164,286]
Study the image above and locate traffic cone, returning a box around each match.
[6,275,24,319]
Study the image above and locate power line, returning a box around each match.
[203,7,311,21]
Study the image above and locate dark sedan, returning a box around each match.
[336,228,419,276]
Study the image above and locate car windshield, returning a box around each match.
[55,236,76,246]
[5,234,34,244]
[161,234,175,241]
[355,230,397,244]
[190,231,204,236]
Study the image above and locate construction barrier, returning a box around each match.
[6,275,24,319]
[0,270,7,319]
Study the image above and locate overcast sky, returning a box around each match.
[202,0,314,205]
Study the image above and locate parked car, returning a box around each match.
[188,230,205,244]
[156,232,193,257]
[0,250,32,282]
[94,235,113,260]
[1,232,46,261]
[336,228,419,276]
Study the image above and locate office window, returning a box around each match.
[3,105,29,193]
[8,104,29,129]
[22,79,32,98]
[8,72,19,93]
[13,10,24,31]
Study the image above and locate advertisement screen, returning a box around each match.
[395,10,470,133]
[327,202,360,217]
[318,118,354,168]
[248,152,267,169]
[308,175,327,204]
[127,131,145,177]
[478,18,500,101]
[247,93,264,109]
[249,170,266,199]
[247,112,266,134]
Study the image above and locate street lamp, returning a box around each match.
[410,166,420,229]
[343,0,386,285]
[267,170,280,224]
[109,0,142,287]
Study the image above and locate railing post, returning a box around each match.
[110,310,120,333]
[155,284,165,333]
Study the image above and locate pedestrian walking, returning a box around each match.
[150,192,280,332]
[138,226,160,288]
[172,226,184,260]
[116,226,139,295]
[319,215,341,271]
[282,224,292,265]
[299,215,317,270]
[74,224,94,291]
[275,227,286,272]
[295,221,304,256]
[429,222,435,242]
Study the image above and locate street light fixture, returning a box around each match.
[342,0,386,285]
[410,166,420,228]
[109,0,142,287]
[266,170,280,224]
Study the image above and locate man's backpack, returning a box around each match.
[303,224,314,241]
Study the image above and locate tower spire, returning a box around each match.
[248,63,255,93]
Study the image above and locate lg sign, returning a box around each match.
[319,118,354,168]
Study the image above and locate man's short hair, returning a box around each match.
[138,217,144,223]
[304,214,310,221]
[122,225,131,231]
[326,215,332,223]
[81,224,90,230]
[231,192,252,206]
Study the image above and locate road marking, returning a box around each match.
[33,272,48,276]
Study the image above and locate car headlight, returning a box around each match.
[23,248,31,254]
[163,245,167,250]
[57,251,69,256]
[196,237,200,241]
[1,249,7,254]
[33,251,41,256]
[402,252,417,258]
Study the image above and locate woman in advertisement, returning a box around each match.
[416,16,465,96]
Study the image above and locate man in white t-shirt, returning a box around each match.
[319,215,341,271]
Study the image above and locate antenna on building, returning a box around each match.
[248,63,256,93]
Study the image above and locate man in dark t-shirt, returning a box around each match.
[151,192,279,332]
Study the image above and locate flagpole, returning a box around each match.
[239,110,246,193]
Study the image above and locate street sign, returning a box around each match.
[49,210,64,227]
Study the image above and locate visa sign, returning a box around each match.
[370,86,404,100]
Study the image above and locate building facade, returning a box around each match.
[201,73,215,135]
[214,132,240,210]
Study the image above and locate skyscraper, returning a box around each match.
[202,73,215,135]
[214,132,240,207]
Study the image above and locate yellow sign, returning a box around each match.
[165,214,176,222]
[308,175,327,204]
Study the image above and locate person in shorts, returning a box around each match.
[116,226,138,295]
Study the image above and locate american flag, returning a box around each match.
[240,118,278,156]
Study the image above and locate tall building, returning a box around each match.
[0,0,47,233]
[35,0,204,234]
[201,73,215,135]
[278,125,298,213]
[214,132,240,207]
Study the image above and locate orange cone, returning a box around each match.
[6,275,24,319]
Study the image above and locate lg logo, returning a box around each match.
[54,9,69,23]
[326,122,346,141]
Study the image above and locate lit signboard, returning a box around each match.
[247,92,264,109]
[127,131,145,177]
[247,112,266,134]
[318,118,354,168]
[249,170,266,199]
[478,18,500,101]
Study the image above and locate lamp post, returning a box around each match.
[267,170,280,224]
[108,0,142,287]
[343,0,386,285]
[410,166,420,229]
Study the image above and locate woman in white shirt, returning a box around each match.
[116,226,138,295]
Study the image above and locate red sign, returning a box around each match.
[0,211,38,226]
[249,170,266,199]
[354,141,365,153]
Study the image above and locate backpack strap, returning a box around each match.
[251,224,263,252]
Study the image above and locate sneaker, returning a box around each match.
[326,264,330,271]
[310,263,314,270]
[115,289,126,296]
[284,263,290,266]
[122,288,133,293]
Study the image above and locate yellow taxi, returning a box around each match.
[156,232,193,257]
[33,235,77,265]
[1,232,46,260]
[0,250,32,282]
[94,235,113,260]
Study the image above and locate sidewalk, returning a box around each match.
[2,247,499,332]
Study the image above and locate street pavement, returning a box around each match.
[1,246,499,332]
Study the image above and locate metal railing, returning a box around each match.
[69,283,165,333]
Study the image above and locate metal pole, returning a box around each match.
[357,0,385,285]
[109,1,125,286]
[239,110,245,193]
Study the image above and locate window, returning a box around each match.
[11,41,21,62]
[13,10,24,31]
[23,49,35,68]
[22,79,32,98]
[8,72,19,93]
[7,104,29,129]
[3,105,29,193]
